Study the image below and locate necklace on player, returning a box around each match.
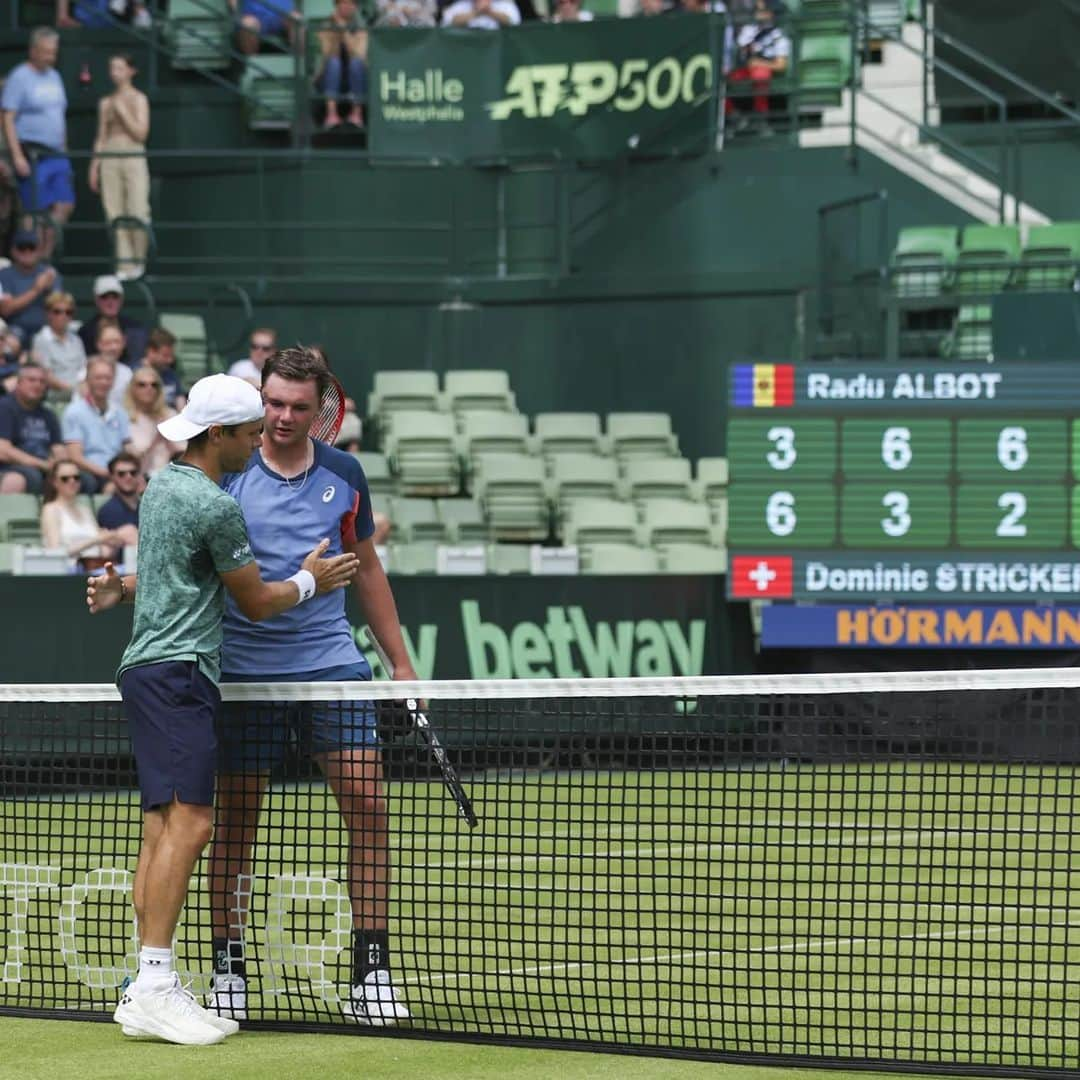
[270,445,313,491]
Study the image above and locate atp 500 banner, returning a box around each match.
[367,17,722,160]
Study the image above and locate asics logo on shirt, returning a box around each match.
[322,485,335,503]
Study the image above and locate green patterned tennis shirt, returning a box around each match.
[118,461,255,685]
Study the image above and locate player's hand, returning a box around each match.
[394,663,426,713]
[13,152,30,179]
[303,537,359,594]
[86,562,124,613]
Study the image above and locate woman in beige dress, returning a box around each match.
[89,53,150,281]
[123,364,184,476]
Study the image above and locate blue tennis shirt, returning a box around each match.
[221,440,375,677]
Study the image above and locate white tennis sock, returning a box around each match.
[137,946,174,990]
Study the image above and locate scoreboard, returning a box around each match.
[725,362,1080,607]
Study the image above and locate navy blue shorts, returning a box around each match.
[120,660,220,811]
[218,660,377,774]
[18,155,75,212]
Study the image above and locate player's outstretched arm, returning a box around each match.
[221,538,358,622]
[87,562,136,613]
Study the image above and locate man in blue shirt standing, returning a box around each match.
[0,27,75,259]
[206,345,415,1026]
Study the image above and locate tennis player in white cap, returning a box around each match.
[89,373,360,1046]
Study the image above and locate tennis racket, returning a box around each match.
[309,375,347,445]
[363,626,479,829]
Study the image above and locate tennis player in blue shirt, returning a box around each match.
[205,346,416,1026]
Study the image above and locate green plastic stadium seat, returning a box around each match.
[546,454,620,523]
[658,543,728,574]
[383,411,460,496]
[890,226,960,300]
[952,224,1021,295]
[160,312,209,387]
[458,412,531,488]
[441,370,516,416]
[641,499,715,549]
[798,34,852,108]
[0,541,14,574]
[367,371,440,438]
[387,542,438,575]
[580,543,660,575]
[533,413,604,464]
[694,457,730,537]
[1015,223,1080,292]
[166,0,232,71]
[865,0,904,36]
[474,454,549,541]
[620,458,696,508]
[352,451,396,496]
[486,543,531,575]
[390,497,447,543]
[562,498,640,549]
[437,498,489,544]
[0,495,41,544]
[241,54,301,131]
[941,305,993,362]
[604,413,679,465]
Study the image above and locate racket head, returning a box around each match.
[309,375,347,444]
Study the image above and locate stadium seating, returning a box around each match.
[659,543,728,574]
[474,454,549,540]
[562,498,640,549]
[368,371,441,435]
[952,224,1021,294]
[0,496,42,544]
[352,451,396,496]
[605,413,679,464]
[1014,223,1080,291]
[641,499,715,549]
[0,542,13,574]
[458,412,531,487]
[547,455,621,523]
[486,543,532,575]
[533,413,605,464]
[941,304,993,361]
[579,543,661,575]
[441,371,516,418]
[437,498,489,543]
[620,458,696,508]
[387,542,439,575]
[890,226,960,299]
[165,0,232,71]
[383,411,460,495]
[797,34,852,108]
[391,497,448,543]
[241,55,302,131]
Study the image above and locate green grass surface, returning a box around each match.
[3,763,1080,1071]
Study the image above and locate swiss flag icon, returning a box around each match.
[731,556,794,599]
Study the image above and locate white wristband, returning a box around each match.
[288,569,316,605]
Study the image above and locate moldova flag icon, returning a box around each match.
[733,363,795,408]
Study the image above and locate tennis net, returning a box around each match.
[2,670,1079,1073]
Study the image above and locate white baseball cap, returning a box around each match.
[158,373,265,442]
[93,274,124,297]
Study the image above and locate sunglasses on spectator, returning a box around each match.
[56,474,80,484]
[133,380,160,388]
[112,468,138,477]
[49,307,74,315]
[251,342,274,351]
[14,242,36,251]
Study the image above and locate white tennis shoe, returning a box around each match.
[205,973,248,1022]
[114,975,227,1045]
[341,970,410,1026]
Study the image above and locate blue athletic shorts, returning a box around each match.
[18,155,75,212]
[218,660,377,773]
[120,660,220,812]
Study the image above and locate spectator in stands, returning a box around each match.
[89,54,151,282]
[377,0,435,26]
[551,0,592,20]
[228,326,277,386]
[62,355,132,493]
[78,275,147,365]
[0,28,74,260]
[316,0,369,129]
[0,322,22,393]
[88,320,133,409]
[638,0,672,13]
[55,0,152,29]
[0,229,60,346]
[95,450,142,561]
[143,326,185,409]
[40,460,123,571]
[123,364,183,476]
[32,289,86,403]
[727,0,789,126]
[231,0,302,56]
[0,361,64,494]
[441,0,520,28]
